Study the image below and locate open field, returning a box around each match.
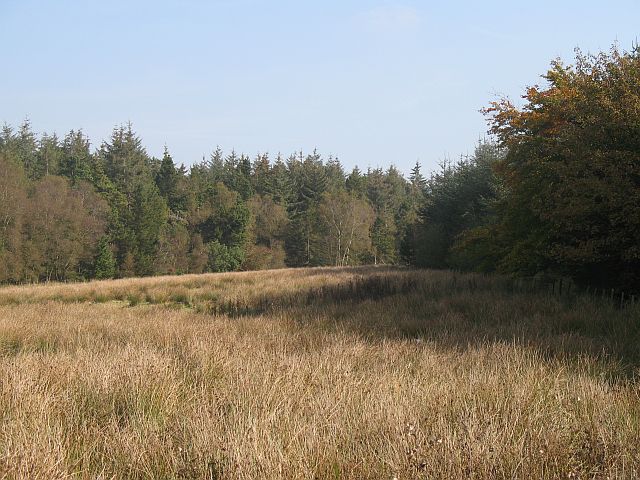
[0,266,639,479]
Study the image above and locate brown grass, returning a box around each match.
[0,266,639,479]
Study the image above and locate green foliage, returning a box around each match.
[60,130,93,184]
[207,240,244,272]
[484,45,640,289]
[99,123,150,197]
[132,181,168,276]
[94,237,117,279]
[0,120,450,281]
[370,214,397,264]
[285,152,329,266]
[409,142,501,269]
[194,182,249,248]
[155,147,180,211]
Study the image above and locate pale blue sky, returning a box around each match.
[1,1,639,174]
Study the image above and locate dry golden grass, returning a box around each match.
[0,266,639,479]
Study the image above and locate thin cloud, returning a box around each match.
[359,5,421,32]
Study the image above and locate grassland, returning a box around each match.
[0,266,639,479]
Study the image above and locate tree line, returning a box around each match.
[1,44,638,292]
[0,121,431,282]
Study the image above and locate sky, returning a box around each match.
[1,1,639,175]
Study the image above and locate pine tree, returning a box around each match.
[325,155,346,191]
[99,123,149,197]
[264,154,293,206]
[60,130,93,184]
[155,147,179,210]
[285,152,328,266]
[207,146,225,183]
[409,161,426,191]
[346,166,366,198]
[36,133,62,178]
[235,154,253,200]
[251,152,271,196]
[133,181,169,275]
[94,237,116,279]
[15,119,39,179]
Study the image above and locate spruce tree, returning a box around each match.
[409,161,426,191]
[94,237,116,279]
[155,147,179,210]
[60,130,93,184]
[133,181,169,275]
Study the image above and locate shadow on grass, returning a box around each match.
[201,269,640,383]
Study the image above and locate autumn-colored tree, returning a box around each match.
[0,153,27,282]
[23,176,107,281]
[484,45,640,288]
[188,233,209,274]
[248,194,289,249]
[317,190,375,266]
[156,220,190,275]
[244,194,289,270]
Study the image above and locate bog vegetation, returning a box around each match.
[0,266,639,479]
[1,45,639,291]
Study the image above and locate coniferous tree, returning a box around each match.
[155,147,180,210]
[60,130,93,184]
[251,152,271,196]
[94,236,117,279]
[264,154,293,206]
[286,152,328,266]
[15,120,39,179]
[36,133,62,178]
[132,181,168,275]
[346,166,367,198]
[325,155,346,191]
[99,123,150,197]
[207,146,225,183]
